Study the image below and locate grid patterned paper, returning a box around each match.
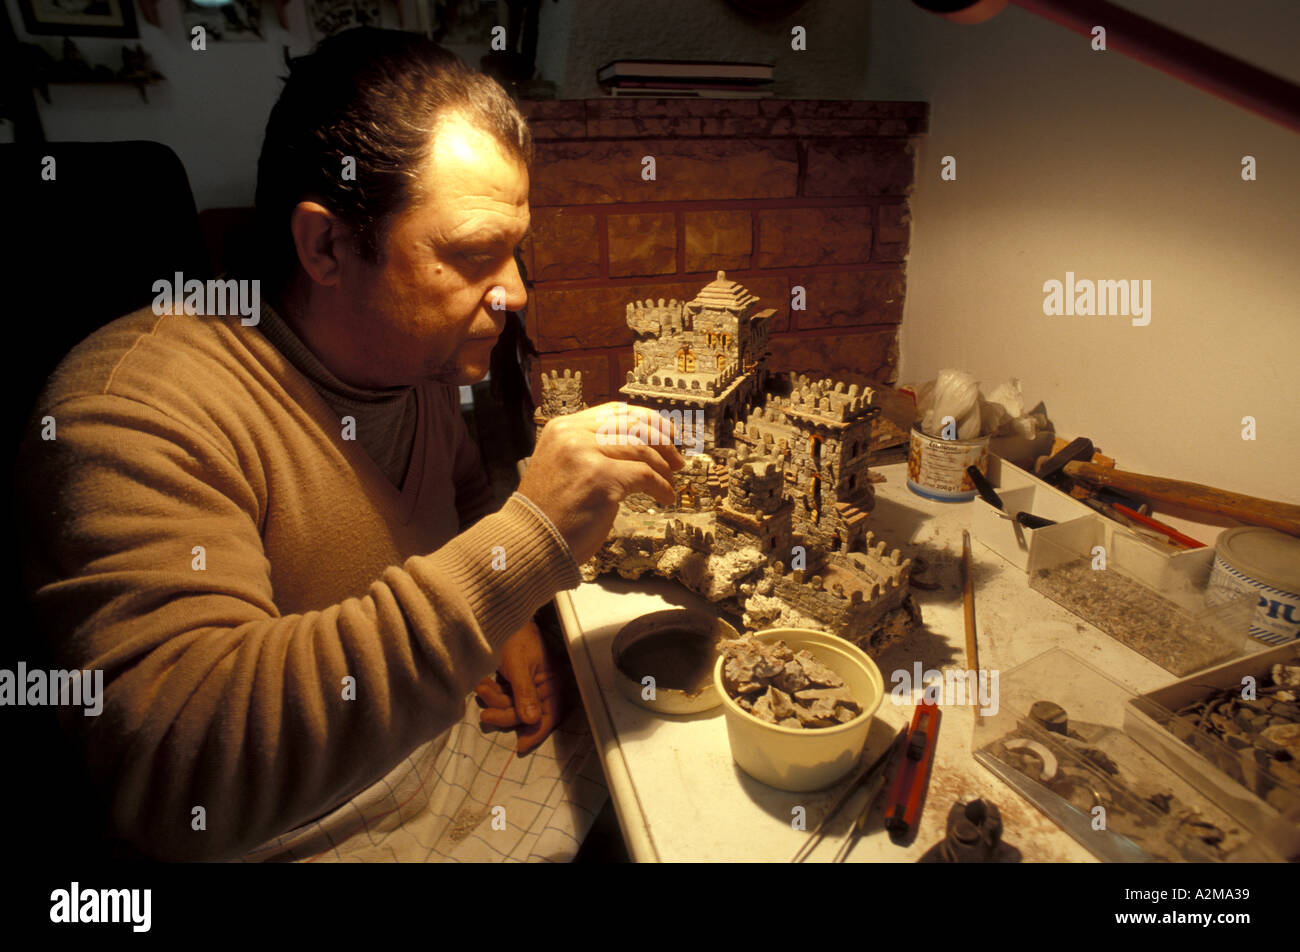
[242,693,608,862]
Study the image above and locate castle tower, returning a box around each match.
[619,272,777,453]
[713,443,793,557]
[777,376,879,553]
[533,368,586,438]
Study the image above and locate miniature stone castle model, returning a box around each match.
[535,272,920,657]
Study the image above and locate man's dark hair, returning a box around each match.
[252,27,533,299]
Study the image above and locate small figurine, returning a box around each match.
[919,799,1021,863]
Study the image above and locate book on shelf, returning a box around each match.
[602,86,775,99]
[596,59,774,84]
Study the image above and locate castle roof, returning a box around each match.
[688,271,758,314]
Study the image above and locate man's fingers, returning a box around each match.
[509,676,542,725]
[474,677,514,710]
[607,458,677,507]
[600,435,677,483]
[480,706,522,728]
[478,679,560,731]
[515,704,558,755]
[591,405,686,471]
[499,653,543,726]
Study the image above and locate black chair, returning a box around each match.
[2,141,209,863]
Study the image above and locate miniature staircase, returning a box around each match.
[705,461,730,502]
[834,500,871,531]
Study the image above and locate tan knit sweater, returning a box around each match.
[17,307,579,861]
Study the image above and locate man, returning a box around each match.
[16,29,682,862]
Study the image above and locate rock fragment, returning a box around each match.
[719,634,862,730]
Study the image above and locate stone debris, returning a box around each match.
[719,634,861,730]
[794,649,842,687]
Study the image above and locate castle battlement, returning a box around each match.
[780,375,877,425]
[625,357,742,398]
[626,297,686,338]
[764,560,899,603]
[667,519,714,553]
[538,368,586,418]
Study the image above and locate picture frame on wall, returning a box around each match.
[16,0,140,38]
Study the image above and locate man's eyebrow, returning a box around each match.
[449,227,530,249]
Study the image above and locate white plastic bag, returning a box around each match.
[920,369,982,439]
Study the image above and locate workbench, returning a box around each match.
[554,460,1221,862]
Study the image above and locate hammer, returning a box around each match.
[1036,438,1300,539]
[1033,438,1187,546]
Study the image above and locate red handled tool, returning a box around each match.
[884,700,941,839]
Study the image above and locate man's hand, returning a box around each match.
[475,621,569,755]
[517,402,685,564]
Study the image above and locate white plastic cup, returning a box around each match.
[715,629,884,792]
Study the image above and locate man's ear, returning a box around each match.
[290,201,348,288]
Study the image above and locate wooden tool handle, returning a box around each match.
[1063,461,1300,537]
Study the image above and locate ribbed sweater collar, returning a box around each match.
[255,301,419,488]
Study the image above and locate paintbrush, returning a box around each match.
[962,530,981,722]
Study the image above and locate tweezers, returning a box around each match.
[791,724,908,863]
[833,728,908,862]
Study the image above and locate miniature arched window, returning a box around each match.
[706,332,715,348]
[810,435,823,466]
[849,474,857,490]
[634,352,644,368]
[722,334,731,349]
[832,532,841,551]
[716,354,727,370]
[850,440,859,457]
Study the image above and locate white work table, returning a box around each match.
[554,460,1206,862]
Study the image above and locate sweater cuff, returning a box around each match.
[509,490,579,570]
[430,493,581,651]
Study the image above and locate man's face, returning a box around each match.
[334,114,530,387]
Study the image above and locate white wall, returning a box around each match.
[864,0,1300,504]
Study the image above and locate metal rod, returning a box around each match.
[1012,0,1300,135]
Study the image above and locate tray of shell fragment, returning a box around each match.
[974,648,1254,862]
[1123,642,1300,853]
[719,634,863,729]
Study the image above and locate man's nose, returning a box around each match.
[488,256,528,313]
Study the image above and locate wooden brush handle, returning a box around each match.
[1063,461,1300,537]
